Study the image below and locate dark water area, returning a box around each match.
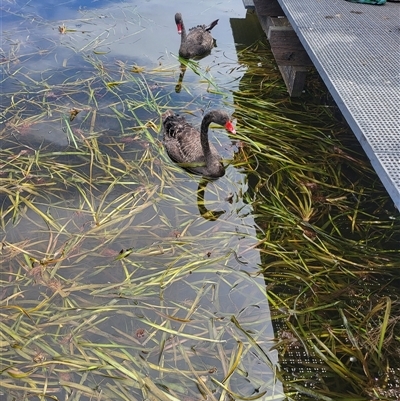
[1,1,400,400]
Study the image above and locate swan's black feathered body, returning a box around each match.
[175,13,218,59]
[162,110,235,179]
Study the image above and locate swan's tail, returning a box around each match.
[205,19,218,32]
[162,110,175,124]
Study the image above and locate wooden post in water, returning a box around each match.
[253,0,313,96]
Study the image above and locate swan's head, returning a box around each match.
[205,110,236,134]
[218,112,236,134]
[175,13,183,34]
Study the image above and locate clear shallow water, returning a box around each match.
[0,1,287,399]
[1,0,251,145]
[3,1,399,400]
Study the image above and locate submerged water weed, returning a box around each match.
[233,42,400,400]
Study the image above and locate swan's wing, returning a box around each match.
[162,111,189,140]
[162,112,203,163]
[189,19,218,33]
[175,127,220,167]
[184,28,214,58]
[176,129,204,164]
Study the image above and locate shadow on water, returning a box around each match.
[1,2,400,401]
[231,9,400,401]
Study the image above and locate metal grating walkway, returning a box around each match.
[274,0,400,209]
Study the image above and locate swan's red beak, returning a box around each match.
[176,23,182,34]
[225,121,236,134]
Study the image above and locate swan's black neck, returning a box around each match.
[200,112,216,159]
[180,20,187,42]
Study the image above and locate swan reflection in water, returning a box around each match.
[196,178,225,221]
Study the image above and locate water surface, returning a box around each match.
[2,1,399,400]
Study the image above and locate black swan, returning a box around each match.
[174,13,219,59]
[162,110,236,179]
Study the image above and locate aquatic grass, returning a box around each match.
[0,119,273,401]
[230,41,400,400]
[1,9,400,401]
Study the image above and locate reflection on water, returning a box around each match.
[196,179,226,221]
[0,1,286,400]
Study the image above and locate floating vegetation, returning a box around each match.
[1,4,400,401]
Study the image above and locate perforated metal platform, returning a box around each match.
[275,0,400,209]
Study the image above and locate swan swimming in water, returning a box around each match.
[174,12,219,59]
[162,110,236,179]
